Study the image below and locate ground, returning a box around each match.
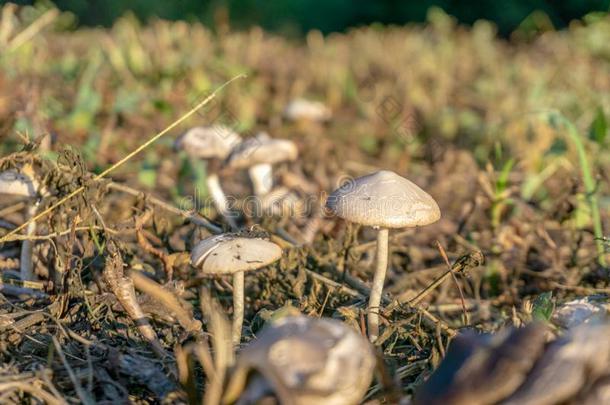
[0,4,609,404]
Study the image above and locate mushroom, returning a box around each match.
[191,233,282,345]
[175,125,242,229]
[0,168,46,281]
[283,98,332,123]
[325,170,440,341]
[412,320,610,405]
[223,315,376,405]
[502,321,610,405]
[226,132,298,197]
[412,323,548,405]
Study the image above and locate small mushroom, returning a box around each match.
[283,98,332,123]
[175,125,242,228]
[226,132,298,197]
[191,233,282,344]
[326,170,440,341]
[223,315,376,405]
[0,168,46,281]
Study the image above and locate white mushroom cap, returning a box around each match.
[174,125,241,160]
[0,170,39,198]
[284,98,332,122]
[226,132,298,169]
[190,233,282,275]
[225,316,376,405]
[326,170,440,228]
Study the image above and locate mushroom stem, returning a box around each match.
[232,270,245,345]
[368,227,389,342]
[248,163,273,196]
[206,173,238,230]
[19,201,38,281]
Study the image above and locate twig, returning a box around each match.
[107,181,222,234]
[317,261,457,338]
[1,275,46,290]
[1,225,123,242]
[327,263,378,299]
[103,241,166,357]
[436,241,469,325]
[0,284,46,298]
[0,201,26,218]
[52,336,95,405]
[135,209,174,280]
[385,250,484,313]
[130,270,202,333]
[0,301,63,333]
[199,288,233,405]
[304,268,361,298]
[0,381,66,405]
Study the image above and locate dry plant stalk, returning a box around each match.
[200,288,234,405]
[135,209,174,280]
[386,250,485,312]
[0,256,19,270]
[130,269,202,333]
[436,241,469,325]
[102,240,166,357]
[175,290,233,405]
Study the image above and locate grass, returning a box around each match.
[549,111,607,267]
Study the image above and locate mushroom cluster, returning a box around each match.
[177,114,444,349]
[120,92,448,405]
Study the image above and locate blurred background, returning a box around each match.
[6,0,610,36]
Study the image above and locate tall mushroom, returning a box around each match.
[0,168,46,281]
[226,132,298,197]
[326,170,440,342]
[175,125,241,229]
[223,315,376,405]
[191,233,282,345]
